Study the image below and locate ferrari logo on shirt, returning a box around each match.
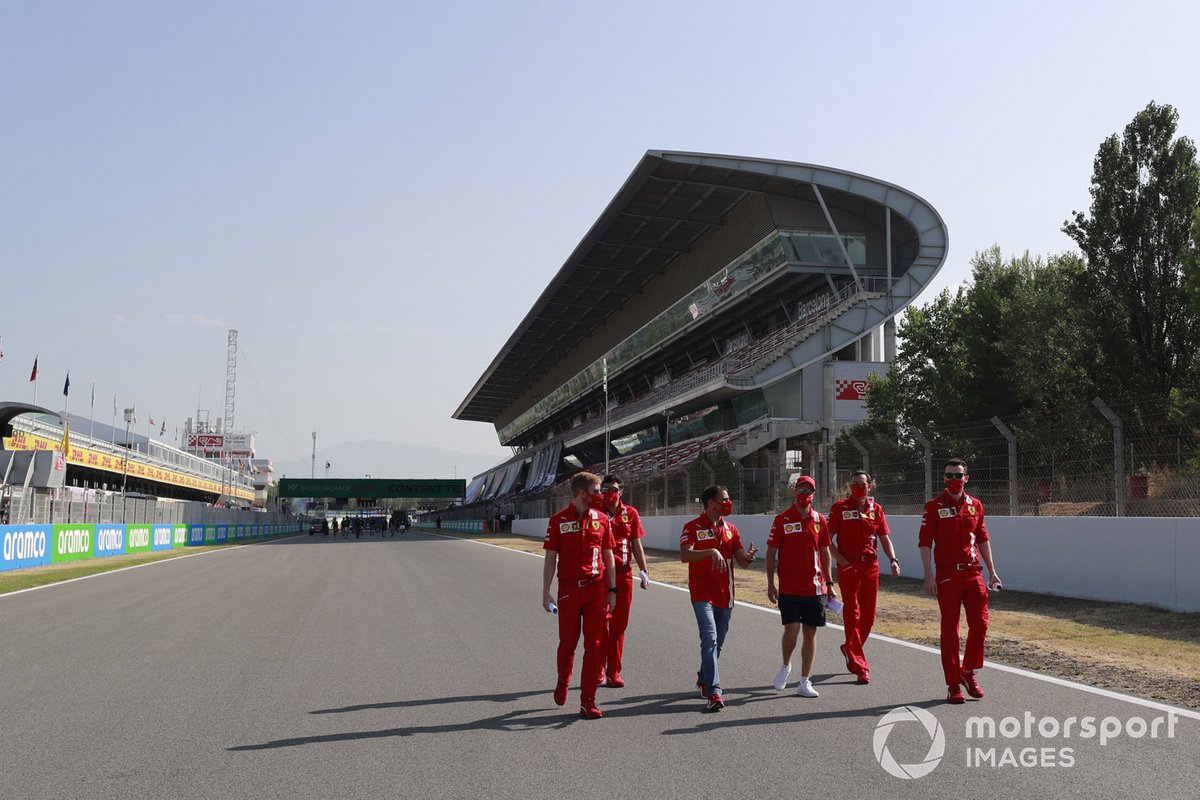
[867,512,875,520]
[560,522,581,533]
[965,505,976,516]
[621,515,629,523]
[695,529,715,541]
[592,520,600,530]
[813,523,821,533]
[842,510,860,520]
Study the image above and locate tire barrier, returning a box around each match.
[1,523,303,572]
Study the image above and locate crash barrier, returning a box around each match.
[0,522,304,572]
[427,519,486,534]
[511,514,1200,613]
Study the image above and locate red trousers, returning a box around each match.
[556,579,609,701]
[605,568,635,678]
[837,561,879,675]
[936,567,989,685]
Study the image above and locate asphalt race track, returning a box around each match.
[2,531,1197,799]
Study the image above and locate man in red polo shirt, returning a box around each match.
[829,470,900,685]
[599,473,649,688]
[919,458,1003,704]
[680,485,757,712]
[542,471,617,719]
[766,475,835,698]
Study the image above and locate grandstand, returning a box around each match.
[452,151,948,518]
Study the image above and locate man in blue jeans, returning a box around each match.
[679,485,757,711]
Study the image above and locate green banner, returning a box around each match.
[173,525,188,548]
[204,526,217,544]
[51,524,95,563]
[126,524,153,554]
[276,478,465,499]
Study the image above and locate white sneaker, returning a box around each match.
[772,663,792,690]
[796,677,819,698]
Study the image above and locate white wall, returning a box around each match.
[514,514,1200,612]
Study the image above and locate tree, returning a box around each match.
[863,248,1097,432]
[1063,101,1200,399]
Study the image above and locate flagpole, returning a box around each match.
[110,395,117,447]
[89,383,96,440]
[32,355,39,405]
[603,357,610,477]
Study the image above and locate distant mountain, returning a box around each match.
[272,440,504,482]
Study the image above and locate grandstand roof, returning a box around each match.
[454,150,946,424]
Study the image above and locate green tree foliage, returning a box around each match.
[863,248,1097,432]
[1063,101,1200,398]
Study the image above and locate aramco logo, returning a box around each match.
[873,706,946,779]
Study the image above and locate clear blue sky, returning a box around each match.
[2,1,1197,471]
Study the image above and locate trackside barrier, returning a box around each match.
[511,514,1200,613]
[0,523,304,572]
[423,520,486,534]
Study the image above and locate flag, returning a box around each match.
[60,422,70,456]
[149,417,157,426]
[0,336,4,362]
[63,372,70,397]
[30,356,38,382]
[325,461,331,469]
[90,383,95,406]
[160,421,166,436]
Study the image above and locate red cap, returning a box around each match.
[795,475,816,491]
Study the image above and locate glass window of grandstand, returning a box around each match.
[779,230,867,266]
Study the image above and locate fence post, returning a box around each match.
[991,416,1018,516]
[1092,398,1124,517]
[848,433,870,475]
[912,428,932,501]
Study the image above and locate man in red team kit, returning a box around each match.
[829,470,900,685]
[919,459,1003,704]
[766,475,836,698]
[599,474,649,688]
[680,485,757,712]
[542,472,617,719]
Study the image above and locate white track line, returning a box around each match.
[426,530,1200,721]
[0,535,306,600]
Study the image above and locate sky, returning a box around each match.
[2,1,1198,475]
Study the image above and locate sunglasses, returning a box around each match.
[795,488,815,495]
[945,472,965,479]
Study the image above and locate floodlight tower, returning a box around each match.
[224,329,238,432]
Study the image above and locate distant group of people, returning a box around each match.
[318,514,406,539]
[540,460,1001,719]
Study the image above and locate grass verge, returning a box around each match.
[421,526,1200,711]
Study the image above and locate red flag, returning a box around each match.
[29,356,39,382]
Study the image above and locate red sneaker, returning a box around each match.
[947,684,966,704]
[856,671,871,685]
[706,693,725,712]
[553,682,568,706]
[579,699,603,719]
[961,672,984,699]
[839,643,855,675]
[605,675,625,688]
[597,669,606,685]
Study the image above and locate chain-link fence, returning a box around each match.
[836,397,1200,516]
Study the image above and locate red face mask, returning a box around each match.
[794,493,812,508]
[946,478,965,494]
[718,499,733,517]
[602,491,620,507]
[587,492,606,511]
[850,484,868,499]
